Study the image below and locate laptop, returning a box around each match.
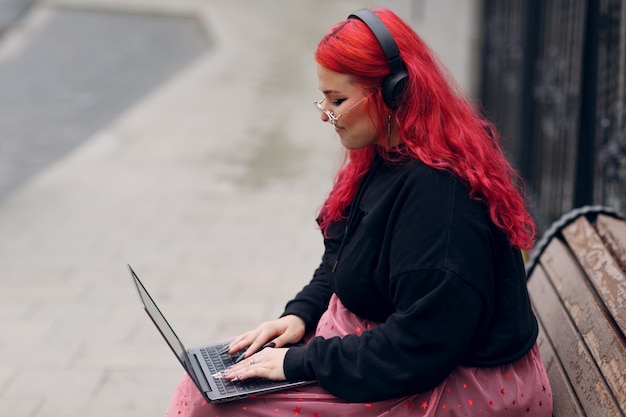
[128,264,315,403]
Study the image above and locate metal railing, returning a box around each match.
[480,0,625,231]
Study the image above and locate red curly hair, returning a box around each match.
[315,8,535,250]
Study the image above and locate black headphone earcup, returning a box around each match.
[382,71,408,109]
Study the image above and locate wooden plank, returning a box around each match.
[561,216,626,337]
[542,230,626,414]
[529,269,586,416]
[595,214,626,276]
[537,237,624,416]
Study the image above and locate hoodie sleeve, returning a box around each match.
[283,268,483,401]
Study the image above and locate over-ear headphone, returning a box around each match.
[348,8,408,109]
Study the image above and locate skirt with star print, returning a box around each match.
[165,293,553,417]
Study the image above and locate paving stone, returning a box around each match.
[0,395,43,417]
[3,369,103,398]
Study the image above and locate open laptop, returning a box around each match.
[128,264,315,403]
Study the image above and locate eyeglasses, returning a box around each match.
[314,96,368,126]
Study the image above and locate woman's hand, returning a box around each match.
[226,314,306,362]
[224,346,289,381]
[218,315,305,382]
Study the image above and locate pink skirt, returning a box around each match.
[166,294,552,416]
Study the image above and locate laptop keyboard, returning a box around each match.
[200,343,276,395]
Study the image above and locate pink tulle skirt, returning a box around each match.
[166,294,552,416]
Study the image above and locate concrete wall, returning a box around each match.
[411,0,483,97]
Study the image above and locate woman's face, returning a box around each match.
[316,64,378,150]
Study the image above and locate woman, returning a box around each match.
[167,7,552,417]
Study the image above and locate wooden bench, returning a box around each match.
[526,205,626,417]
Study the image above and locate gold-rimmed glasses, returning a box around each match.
[314,95,368,126]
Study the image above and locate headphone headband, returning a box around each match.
[347,9,408,109]
[348,9,404,73]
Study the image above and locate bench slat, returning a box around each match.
[562,216,626,336]
[547,222,626,414]
[531,287,585,416]
[533,237,624,416]
[596,214,626,277]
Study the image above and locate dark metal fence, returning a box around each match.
[481,0,626,232]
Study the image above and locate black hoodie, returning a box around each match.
[281,155,538,402]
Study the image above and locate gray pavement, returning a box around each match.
[0,5,209,199]
[0,1,473,416]
[0,0,35,35]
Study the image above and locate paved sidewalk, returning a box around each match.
[0,1,471,416]
[0,1,365,415]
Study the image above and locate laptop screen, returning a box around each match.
[129,266,191,372]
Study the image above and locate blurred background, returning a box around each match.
[0,0,623,416]
[481,0,626,231]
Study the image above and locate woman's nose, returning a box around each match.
[320,110,329,123]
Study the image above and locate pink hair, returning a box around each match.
[315,8,535,250]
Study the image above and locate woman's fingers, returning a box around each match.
[222,315,305,364]
[225,332,255,355]
[223,347,288,381]
[225,316,303,356]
